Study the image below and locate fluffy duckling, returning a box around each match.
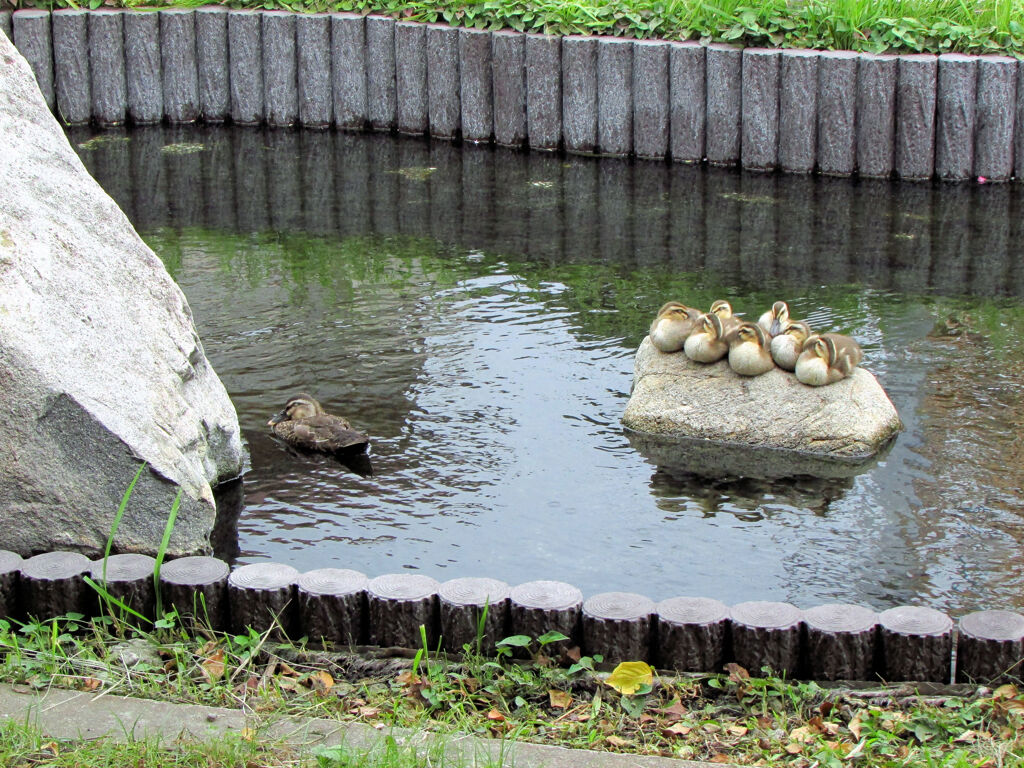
[268,393,369,454]
[684,312,731,363]
[758,301,790,337]
[769,320,813,371]
[727,322,776,377]
[794,334,864,386]
[649,301,703,353]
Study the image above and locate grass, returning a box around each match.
[0,610,1022,767]
[4,0,1024,55]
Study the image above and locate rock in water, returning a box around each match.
[0,35,244,557]
[622,337,901,460]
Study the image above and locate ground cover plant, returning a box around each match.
[4,0,1024,55]
[1,609,1022,767]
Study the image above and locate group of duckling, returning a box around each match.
[649,300,863,386]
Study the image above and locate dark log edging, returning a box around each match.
[5,8,1023,182]
[2,548,1022,683]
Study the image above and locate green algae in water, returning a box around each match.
[389,166,437,181]
[77,136,131,151]
[161,143,206,155]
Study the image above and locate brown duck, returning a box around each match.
[268,394,369,454]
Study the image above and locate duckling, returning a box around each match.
[727,322,776,376]
[684,312,731,363]
[758,301,790,337]
[649,301,703,353]
[709,298,743,334]
[268,393,369,454]
[769,320,813,371]
[794,334,864,386]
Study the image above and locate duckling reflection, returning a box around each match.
[795,334,863,386]
[649,301,702,353]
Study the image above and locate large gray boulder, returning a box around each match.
[0,34,244,557]
[623,337,902,461]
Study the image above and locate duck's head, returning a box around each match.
[801,335,833,364]
[710,299,734,319]
[268,393,323,426]
[657,301,699,321]
[699,312,727,340]
[731,321,768,349]
[781,320,812,346]
[767,301,789,336]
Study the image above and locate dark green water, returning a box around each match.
[71,125,1024,614]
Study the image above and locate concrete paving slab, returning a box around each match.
[0,683,733,768]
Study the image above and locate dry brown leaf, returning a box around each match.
[80,677,102,692]
[702,722,722,733]
[277,662,299,677]
[710,754,732,763]
[565,646,582,663]
[309,669,334,694]
[395,670,421,686]
[200,649,225,683]
[954,730,979,743]
[662,722,692,737]
[725,663,750,682]
[789,725,815,743]
[487,708,506,721]
[993,684,1019,700]
[357,706,381,718]
[239,727,257,742]
[660,697,688,720]
[785,743,803,754]
[727,724,749,736]
[605,735,629,748]
[549,689,572,709]
[40,741,59,756]
[848,712,863,739]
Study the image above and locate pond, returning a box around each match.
[70,125,1024,616]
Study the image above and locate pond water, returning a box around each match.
[70,126,1024,615]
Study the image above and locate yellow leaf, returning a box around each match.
[240,727,257,741]
[549,689,572,709]
[309,669,334,694]
[604,661,654,695]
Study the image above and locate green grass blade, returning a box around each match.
[153,489,182,619]
[103,463,148,587]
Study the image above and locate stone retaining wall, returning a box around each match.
[3,7,1022,182]
[2,549,1022,684]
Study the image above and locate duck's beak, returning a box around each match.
[769,318,783,336]
[268,409,288,427]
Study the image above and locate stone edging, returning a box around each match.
[2,548,1023,684]
[2,7,1022,182]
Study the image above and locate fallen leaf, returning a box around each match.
[549,689,572,709]
[396,670,421,686]
[357,706,381,718]
[662,722,692,737]
[487,708,506,721]
[605,735,629,748]
[785,743,803,754]
[848,712,863,739]
[80,677,102,692]
[240,727,256,742]
[954,730,979,743]
[201,649,225,683]
[727,724,749,736]
[565,646,582,663]
[710,754,732,763]
[309,669,334,694]
[702,722,722,733]
[993,684,1019,700]
[660,697,688,721]
[724,663,749,682]
[605,661,654,695]
[40,741,58,756]
[789,725,815,743]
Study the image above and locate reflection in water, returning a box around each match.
[70,125,1024,614]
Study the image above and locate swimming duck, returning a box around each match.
[268,394,370,454]
[728,322,776,376]
[684,312,731,363]
[758,301,789,337]
[649,301,703,353]
[794,334,863,386]
[769,320,813,371]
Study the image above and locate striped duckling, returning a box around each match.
[684,311,731,363]
[758,301,790,338]
[770,320,813,371]
[795,333,864,386]
[649,301,703,353]
[727,322,776,376]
